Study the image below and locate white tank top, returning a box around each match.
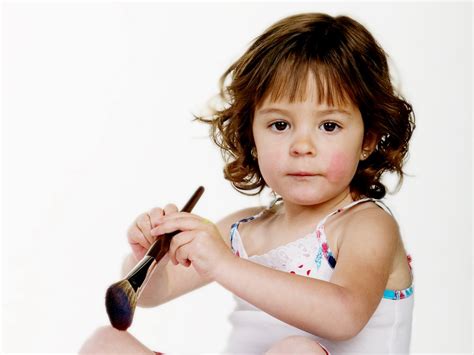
[224,198,414,354]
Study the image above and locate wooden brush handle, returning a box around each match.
[146,186,204,261]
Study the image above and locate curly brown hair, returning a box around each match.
[194,13,415,199]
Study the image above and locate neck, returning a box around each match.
[276,189,355,227]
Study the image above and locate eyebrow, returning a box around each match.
[255,107,352,116]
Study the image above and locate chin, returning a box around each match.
[277,186,333,206]
[288,196,329,206]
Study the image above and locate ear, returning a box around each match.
[360,131,378,161]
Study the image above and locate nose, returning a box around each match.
[290,130,316,157]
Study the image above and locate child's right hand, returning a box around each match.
[127,204,179,261]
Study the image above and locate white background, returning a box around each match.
[1,1,472,354]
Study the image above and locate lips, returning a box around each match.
[288,172,317,176]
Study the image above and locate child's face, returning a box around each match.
[252,75,366,205]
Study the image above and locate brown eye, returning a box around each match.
[270,121,289,131]
[321,122,341,132]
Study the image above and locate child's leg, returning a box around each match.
[79,325,159,354]
[265,335,330,355]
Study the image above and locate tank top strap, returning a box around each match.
[231,199,278,230]
[316,197,393,230]
[315,197,394,269]
[229,199,282,257]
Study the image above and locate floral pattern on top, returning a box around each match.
[230,198,414,301]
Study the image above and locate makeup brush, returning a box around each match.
[105,186,205,331]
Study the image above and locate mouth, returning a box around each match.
[287,172,318,177]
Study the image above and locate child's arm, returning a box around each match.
[214,207,399,341]
[121,206,264,308]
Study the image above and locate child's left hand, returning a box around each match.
[150,212,234,280]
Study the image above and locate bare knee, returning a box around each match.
[265,335,328,355]
[79,325,154,354]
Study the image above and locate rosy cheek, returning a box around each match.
[326,152,352,183]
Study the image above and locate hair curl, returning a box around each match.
[194,13,415,199]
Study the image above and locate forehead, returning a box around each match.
[255,60,356,112]
[256,71,357,114]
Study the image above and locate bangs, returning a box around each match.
[258,56,355,109]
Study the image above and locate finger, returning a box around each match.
[126,222,139,243]
[175,239,193,267]
[127,223,146,247]
[127,223,149,260]
[149,207,164,228]
[168,231,195,265]
[150,213,206,237]
[149,204,178,229]
[163,203,179,216]
[135,212,154,246]
[130,242,146,261]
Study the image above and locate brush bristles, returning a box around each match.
[105,279,138,331]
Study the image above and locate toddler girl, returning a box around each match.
[80,12,415,354]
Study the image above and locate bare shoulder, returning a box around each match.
[215,206,267,247]
[345,202,399,238]
[339,202,400,255]
[337,201,411,290]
